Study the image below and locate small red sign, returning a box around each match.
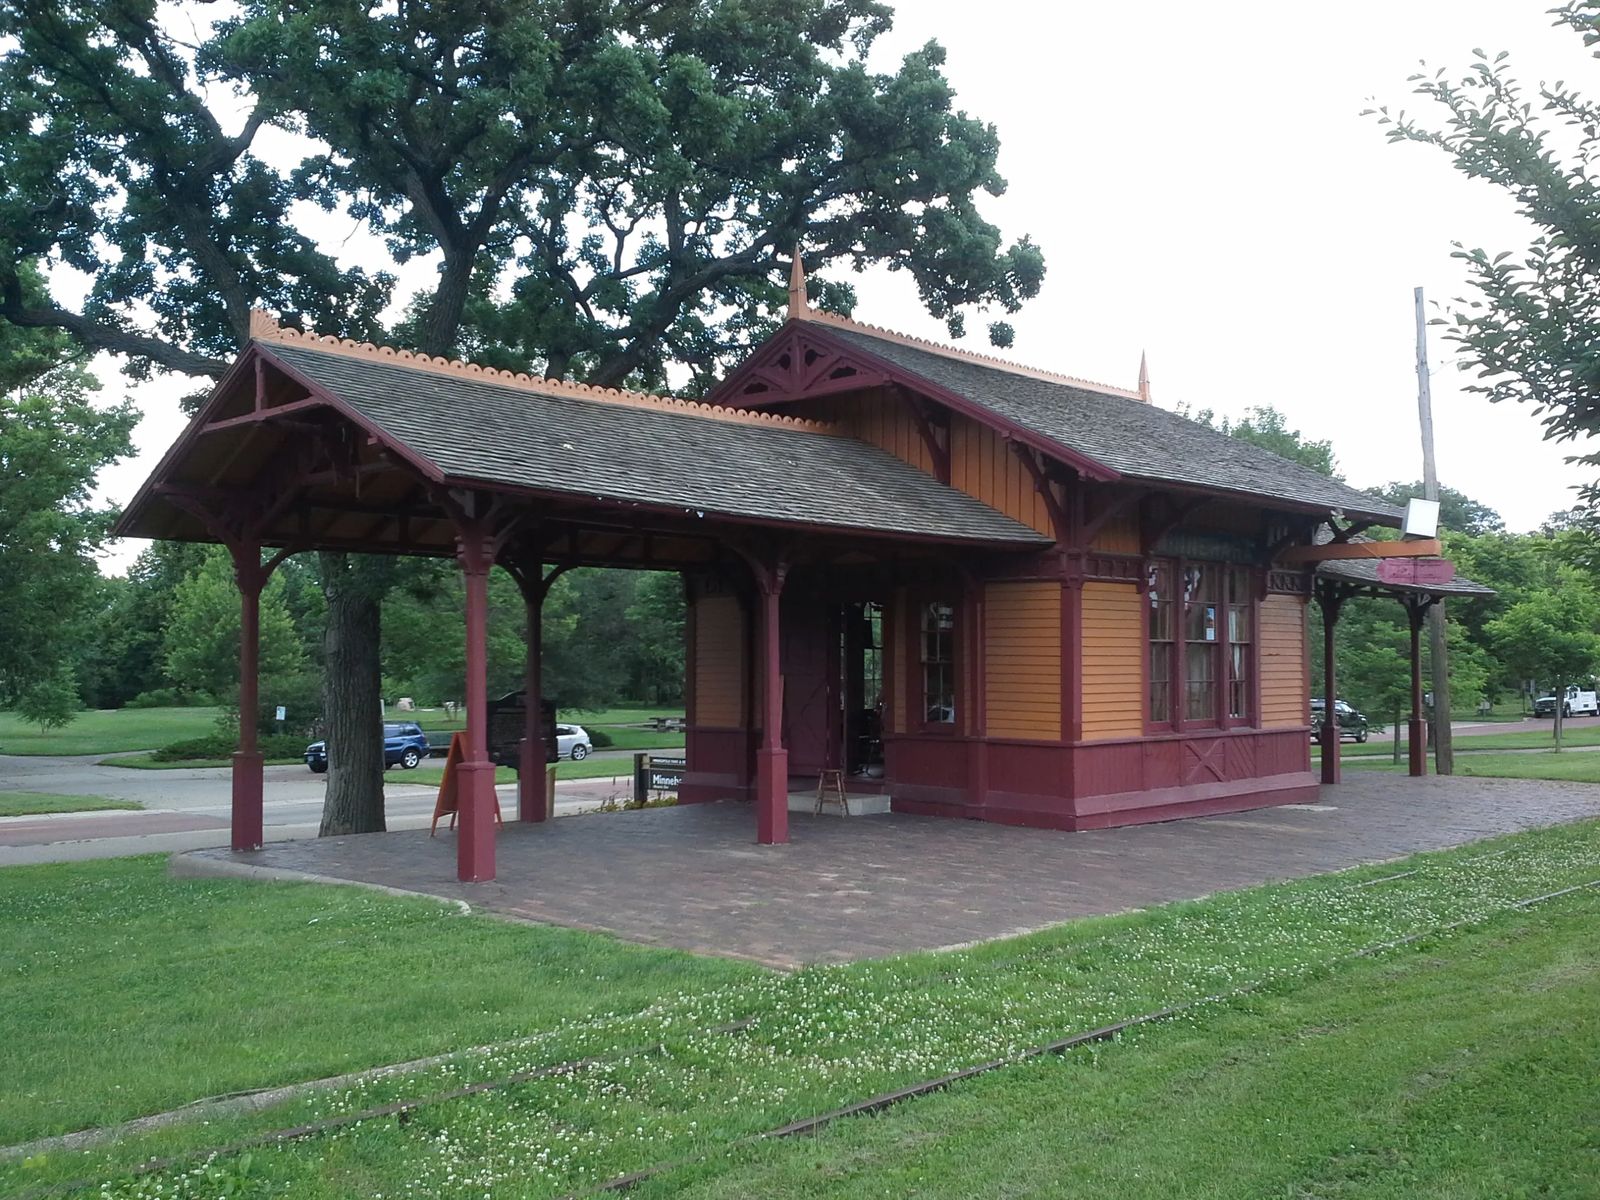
[1377,558,1456,586]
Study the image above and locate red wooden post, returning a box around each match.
[754,569,789,844]
[1408,601,1428,777]
[1319,588,1342,785]
[969,577,988,815]
[456,529,497,882]
[231,545,265,852]
[519,586,547,822]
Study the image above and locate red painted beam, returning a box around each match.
[754,570,789,845]
[456,528,498,882]
[231,547,265,852]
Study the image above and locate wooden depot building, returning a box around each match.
[116,258,1478,883]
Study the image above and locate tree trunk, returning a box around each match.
[1393,704,1402,766]
[1555,684,1565,754]
[318,551,386,835]
[418,250,473,359]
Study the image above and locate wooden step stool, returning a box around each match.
[814,768,850,816]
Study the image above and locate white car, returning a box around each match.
[556,723,593,760]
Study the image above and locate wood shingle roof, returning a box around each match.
[262,339,1052,547]
[816,321,1404,523]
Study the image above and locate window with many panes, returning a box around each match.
[1226,568,1253,722]
[921,601,956,725]
[1182,564,1220,723]
[1147,558,1256,731]
[1147,562,1174,725]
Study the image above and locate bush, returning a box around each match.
[151,732,308,762]
[125,688,213,709]
[588,727,615,749]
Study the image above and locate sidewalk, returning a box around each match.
[0,777,627,866]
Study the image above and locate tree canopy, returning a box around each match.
[1370,4,1600,491]
[2,0,1045,389]
[0,362,136,722]
[1366,481,1505,536]
[1188,405,1340,479]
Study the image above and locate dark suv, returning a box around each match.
[1309,698,1369,743]
[305,722,430,773]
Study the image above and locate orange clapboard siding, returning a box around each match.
[949,416,1055,538]
[1081,581,1143,739]
[1260,594,1309,727]
[693,594,745,728]
[984,581,1061,739]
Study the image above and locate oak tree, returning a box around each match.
[2,0,1045,833]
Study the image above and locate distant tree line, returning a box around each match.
[66,542,685,732]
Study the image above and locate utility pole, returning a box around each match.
[1415,286,1453,773]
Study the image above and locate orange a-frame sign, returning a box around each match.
[430,731,504,836]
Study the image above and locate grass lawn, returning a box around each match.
[0,856,758,1150]
[1335,721,1600,757]
[5,820,1600,1197]
[1346,750,1600,784]
[0,792,140,817]
[0,707,220,756]
[594,726,685,751]
[410,705,685,733]
[656,899,1600,1200]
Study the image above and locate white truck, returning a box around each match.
[1533,685,1600,718]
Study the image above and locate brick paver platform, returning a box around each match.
[180,774,1600,968]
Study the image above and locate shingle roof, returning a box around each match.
[263,341,1050,547]
[821,323,1403,523]
[1315,555,1496,599]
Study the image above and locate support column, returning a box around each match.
[1407,600,1429,777]
[519,586,547,822]
[231,546,266,852]
[754,570,789,845]
[1318,586,1343,785]
[456,529,498,882]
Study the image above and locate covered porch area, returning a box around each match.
[114,315,1049,882]
[175,772,1600,968]
[1313,554,1496,783]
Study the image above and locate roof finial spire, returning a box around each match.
[248,308,281,345]
[787,244,808,320]
[1138,350,1151,404]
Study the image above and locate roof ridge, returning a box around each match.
[801,307,1146,401]
[249,309,839,435]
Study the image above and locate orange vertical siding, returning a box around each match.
[1080,582,1144,739]
[829,388,936,475]
[1090,510,1140,554]
[1260,594,1309,728]
[948,416,1055,537]
[692,594,745,728]
[984,581,1062,740]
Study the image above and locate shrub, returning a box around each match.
[588,727,615,749]
[125,688,190,709]
[151,732,308,762]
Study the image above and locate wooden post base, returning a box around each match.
[755,747,789,845]
[230,750,265,851]
[455,760,499,882]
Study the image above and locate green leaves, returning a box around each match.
[1371,19,1600,485]
[0,362,135,708]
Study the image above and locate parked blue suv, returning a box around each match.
[305,722,429,773]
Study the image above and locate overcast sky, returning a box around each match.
[89,0,1597,569]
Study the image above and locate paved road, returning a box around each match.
[0,753,643,866]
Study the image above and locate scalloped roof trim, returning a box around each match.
[800,307,1146,401]
[248,311,839,435]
